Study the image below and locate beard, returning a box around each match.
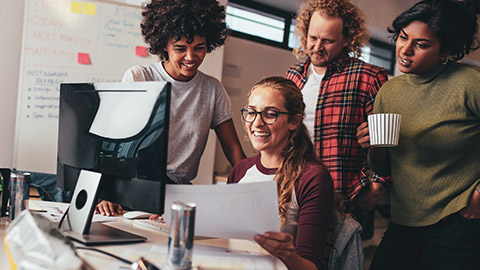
[308,50,329,68]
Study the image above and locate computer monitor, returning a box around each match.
[56,81,171,245]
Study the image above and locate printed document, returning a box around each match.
[163,181,280,240]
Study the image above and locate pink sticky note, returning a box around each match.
[77,53,91,64]
[135,46,148,57]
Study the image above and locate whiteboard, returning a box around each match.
[14,0,224,175]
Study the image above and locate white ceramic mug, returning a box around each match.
[368,113,401,147]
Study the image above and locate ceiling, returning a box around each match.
[247,0,421,14]
[250,0,302,13]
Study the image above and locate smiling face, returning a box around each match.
[163,35,207,81]
[306,12,348,74]
[245,87,299,159]
[396,20,443,75]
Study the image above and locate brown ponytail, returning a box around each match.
[247,76,320,226]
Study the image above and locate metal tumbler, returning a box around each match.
[9,172,30,221]
[167,201,196,270]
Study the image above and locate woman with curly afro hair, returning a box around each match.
[95,0,246,216]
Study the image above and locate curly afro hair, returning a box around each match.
[294,0,369,59]
[141,0,227,60]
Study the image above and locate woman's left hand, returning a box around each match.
[254,232,294,261]
[459,188,480,219]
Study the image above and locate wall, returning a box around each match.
[214,37,298,174]
[354,0,419,36]
[0,2,24,168]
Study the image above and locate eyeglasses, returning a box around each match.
[240,108,296,125]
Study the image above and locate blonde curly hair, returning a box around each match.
[293,0,369,59]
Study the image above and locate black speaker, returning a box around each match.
[0,168,11,217]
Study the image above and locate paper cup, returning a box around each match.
[368,113,401,147]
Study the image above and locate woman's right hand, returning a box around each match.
[459,188,480,219]
[357,121,371,149]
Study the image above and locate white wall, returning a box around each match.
[0,2,24,168]
[190,47,225,185]
[214,37,298,174]
[353,0,419,33]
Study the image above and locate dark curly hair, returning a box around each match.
[388,0,480,61]
[294,0,369,59]
[141,0,227,60]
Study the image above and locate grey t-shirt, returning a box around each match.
[122,62,233,184]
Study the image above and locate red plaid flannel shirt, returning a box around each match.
[286,57,391,203]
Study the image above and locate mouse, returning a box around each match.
[123,211,152,219]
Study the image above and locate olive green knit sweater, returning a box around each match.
[368,62,480,226]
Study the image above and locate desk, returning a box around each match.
[1,201,286,270]
[0,219,10,269]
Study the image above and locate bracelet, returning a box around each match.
[370,172,382,183]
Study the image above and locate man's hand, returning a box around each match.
[459,188,480,219]
[353,182,387,213]
[357,121,371,149]
[94,200,124,216]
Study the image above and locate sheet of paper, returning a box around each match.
[107,244,283,270]
[28,200,47,212]
[83,3,96,15]
[77,52,91,64]
[135,46,148,57]
[31,200,69,213]
[31,200,68,223]
[88,82,166,139]
[70,1,82,14]
[163,181,280,240]
[151,244,278,270]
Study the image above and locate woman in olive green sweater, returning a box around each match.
[356,1,480,269]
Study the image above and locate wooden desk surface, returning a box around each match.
[1,201,286,270]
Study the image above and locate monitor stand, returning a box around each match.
[62,170,146,245]
[64,222,146,246]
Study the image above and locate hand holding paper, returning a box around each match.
[164,181,280,240]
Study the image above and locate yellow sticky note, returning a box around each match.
[84,3,96,16]
[70,1,82,14]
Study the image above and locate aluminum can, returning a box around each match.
[167,201,196,270]
[9,172,30,221]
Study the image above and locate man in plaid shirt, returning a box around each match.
[286,0,390,211]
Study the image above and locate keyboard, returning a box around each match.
[133,219,170,233]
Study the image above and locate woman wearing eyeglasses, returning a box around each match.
[228,76,333,270]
